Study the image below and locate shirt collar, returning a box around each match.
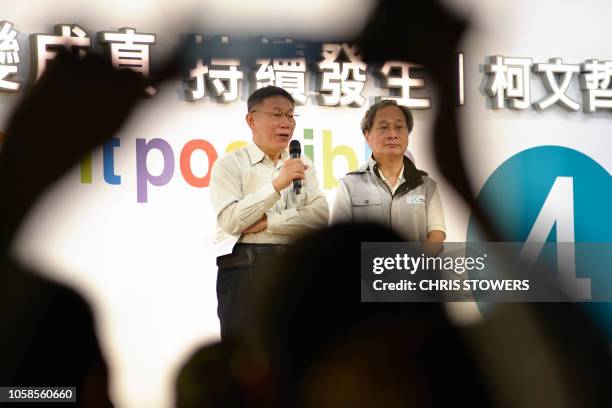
[379,164,405,185]
[367,155,377,172]
[369,156,405,183]
[247,142,289,166]
[369,153,424,185]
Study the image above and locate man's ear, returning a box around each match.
[246,112,255,130]
[364,131,371,146]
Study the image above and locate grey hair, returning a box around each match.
[360,99,413,135]
[247,86,295,113]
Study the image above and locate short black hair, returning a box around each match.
[360,99,414,135]
[247,86,295,112]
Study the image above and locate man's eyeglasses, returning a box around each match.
[251,110,299,121]
[375,125,408,134]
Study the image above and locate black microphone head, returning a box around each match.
[289,139,301,155]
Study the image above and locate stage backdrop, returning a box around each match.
[1,1,611,407]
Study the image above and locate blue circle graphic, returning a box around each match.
[466,146,612,337]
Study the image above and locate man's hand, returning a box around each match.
[426,230,445,243]
[423,230,446,256]
[243,215,267,234]
[272,158,309,193]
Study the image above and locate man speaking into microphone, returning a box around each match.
[210,86,329,341]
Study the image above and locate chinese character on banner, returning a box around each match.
[209,59,243,102]
[0,21,20,91]
[484,55,532,110]
[32,24,91,80]
[99,28,156,76]
[579,59,612,112]
[532,58,580,111]
[379,61,430,109]
[255,58,307,104]
[185,58,209,101]
[318,43,367,107]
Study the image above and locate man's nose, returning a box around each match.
[387,129,400,138]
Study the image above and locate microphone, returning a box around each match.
[289,139,301,195]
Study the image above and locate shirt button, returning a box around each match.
[365,199,369,204]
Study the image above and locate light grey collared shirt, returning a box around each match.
[210,142,329,244]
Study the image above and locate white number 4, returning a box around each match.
[519,177,591,299]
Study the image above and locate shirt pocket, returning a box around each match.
[351,196,383,222]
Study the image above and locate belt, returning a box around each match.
[235,243,288,254]
[217,243,288,269]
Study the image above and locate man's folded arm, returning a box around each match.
[266,194,329,235]
[266,165,329,235]
[210,157,280,236]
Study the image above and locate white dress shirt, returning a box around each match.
[378,164,405,195]
[210,142,329,245]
